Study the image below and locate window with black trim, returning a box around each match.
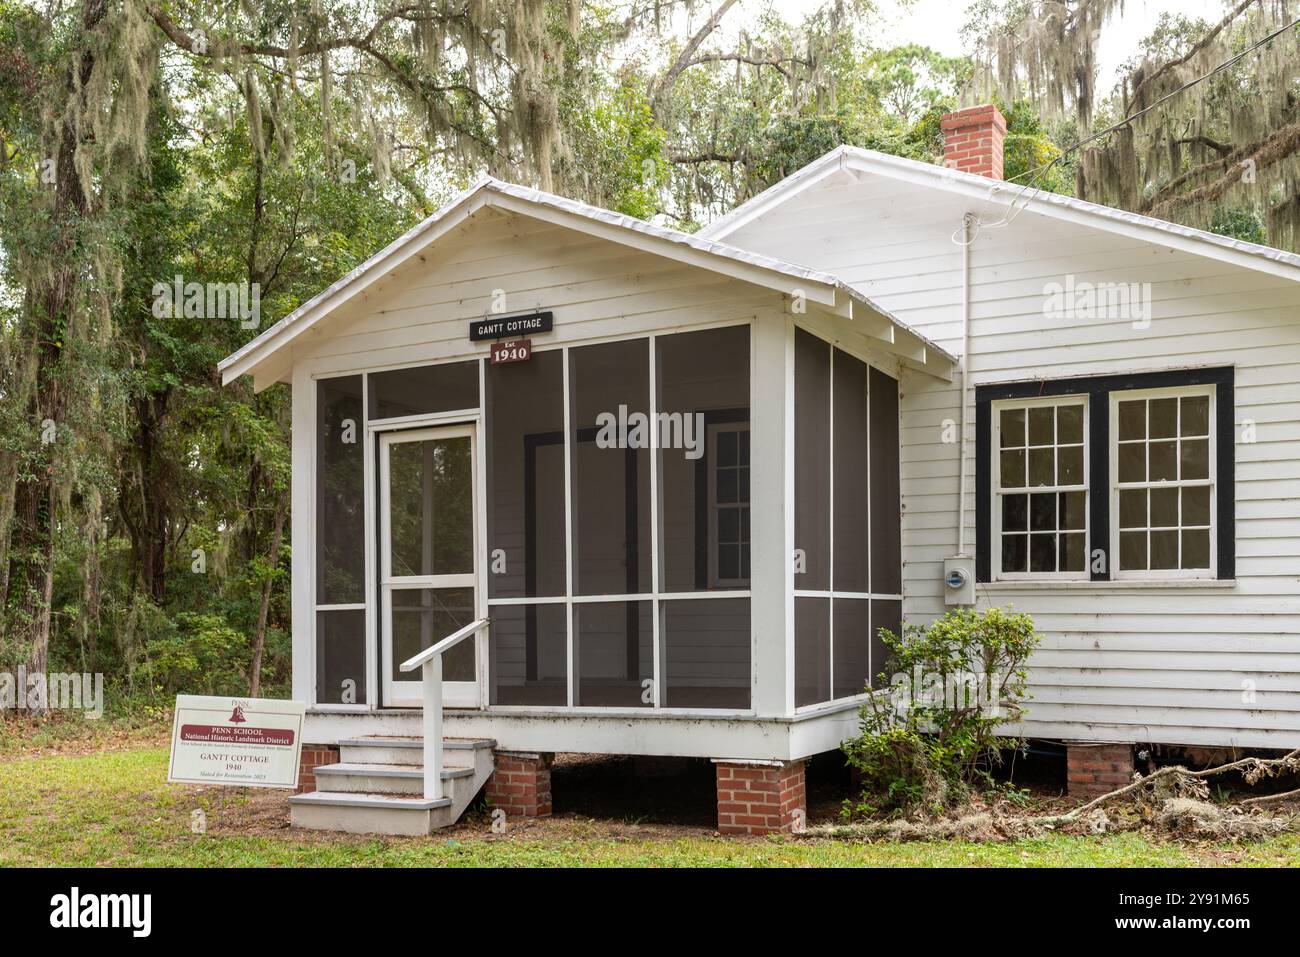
[976,367,1233,583]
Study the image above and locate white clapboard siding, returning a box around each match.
[721,167,1300,748]
[295,207,778,377]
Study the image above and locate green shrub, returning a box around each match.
[842,607,1040,817]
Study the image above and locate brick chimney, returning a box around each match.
[940,104,1006,180]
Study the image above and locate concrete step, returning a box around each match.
[288,791,454,836]
[314,762,474,796]
[337,736,495,768]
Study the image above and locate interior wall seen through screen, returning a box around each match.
[489,602,567,705]
[656,325,751,593]
[486,351,565,598]
[575,601,653,707]
[569,339,652,596]
[661,597,750,710]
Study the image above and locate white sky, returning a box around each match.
[766,0,1227,93]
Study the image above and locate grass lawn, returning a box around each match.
[3,733,1299,867]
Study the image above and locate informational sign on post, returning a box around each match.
[168,695,306,789]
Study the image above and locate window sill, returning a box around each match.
[979,578,1236,591]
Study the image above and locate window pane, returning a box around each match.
[794,329,830,590]
[1002,534,1027,572]
[869,367,901,594]
[1149,397,1178,438]
[1003,493,1028,532]
[1183,486,1212,526]
[1000,408,1025,447]
[1060,491,1086,530]
[1028,447,1054,486]
[658,326,750,592]
[1030,492,1055,531]
[662,598,750,709]
[1149,441,1178,481]
[832,599,870,699]
[1182,529,1211,568]
[368,360,478,420]
[1000,449,1026,488]
[1150,486,1179,527]
[1118,442,1145,482]
[1028,406,1054,445]
[1118,400,1145,440]
[1181,439,1209,480]
[1029,534,1056,572]
[574,601,652,707]
[486,351,565,598]
[1058,445,1084,485]
[795,597,830,707]
[391,587,475,682]
[489,603,567,705]
[1181,396,1209,436]
[570,340,652,595]
[1057,404,1084,444]
[1120,488,1146,528]
[317,376,365,604]
[1150,530,1179,569]
[1120,530,1147,570]
[833,348,870,592]
[1059,533,1086,571]
[389,436,473,577]
[317,609,366,704]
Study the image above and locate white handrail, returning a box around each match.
[398,617,490,801]
[399,618,489,673]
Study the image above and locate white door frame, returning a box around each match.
[378,423,484,708]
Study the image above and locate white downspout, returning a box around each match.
[957,212,974,557]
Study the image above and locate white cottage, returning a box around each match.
[220,104,1300,835]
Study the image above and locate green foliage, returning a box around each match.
[1210,205,1267,245]
[842,607,1040,817]
[139,613,249,697]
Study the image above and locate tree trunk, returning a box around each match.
[3,0,107,694]
[248,491,288,697]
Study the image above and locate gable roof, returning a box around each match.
[219,175,956,389]
[699,145,1300,283]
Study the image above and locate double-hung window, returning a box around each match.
[977,368,1232,583]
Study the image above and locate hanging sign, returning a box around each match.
[490,339,533,365]
[470,311,553,341]
[168,695,306,789]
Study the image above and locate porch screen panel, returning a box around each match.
[316,376,364,603]
[574,601,653,707]
[833,348,870,592]
[661,598,750,709]
[794,597,830,707]
[869,366,902,594]
[656,326,750,592]
[367,359,479,420]
[870,599,902,689]
[832,599,870,698]
[794,329,831,590]
[569,340,652,595]
[316,375,366,706]
[316,609,366,705]
[486,351,565,598]
[489,602,567,705]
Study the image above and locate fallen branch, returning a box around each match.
[802,746,1300,840]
